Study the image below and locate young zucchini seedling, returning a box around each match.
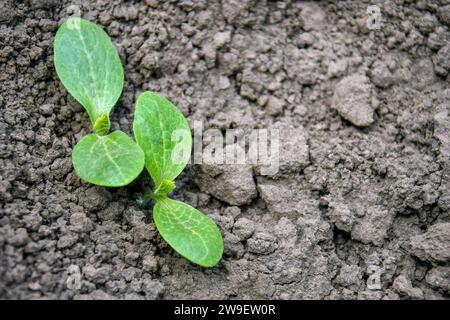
[134,92,224,267]
[54,17,144,186]
[53,18,223,267]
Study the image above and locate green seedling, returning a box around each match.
[134,92,224,267]
[53,18,223,267]
[54,17,144,186]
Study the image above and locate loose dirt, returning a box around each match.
[0,0,449,299]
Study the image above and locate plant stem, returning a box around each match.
[152,181,163,195]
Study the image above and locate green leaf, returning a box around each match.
[54,17,124,125]
[72,131,144,187]
[133,91,192,187]
[153,198,223,267]
[93,114,110,136]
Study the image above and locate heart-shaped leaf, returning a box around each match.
[133,91,192,187]
[153,198,223,267]
[54,17,124,125]
[72,131,144,187]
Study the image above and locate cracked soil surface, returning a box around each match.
[0,0,449,299]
